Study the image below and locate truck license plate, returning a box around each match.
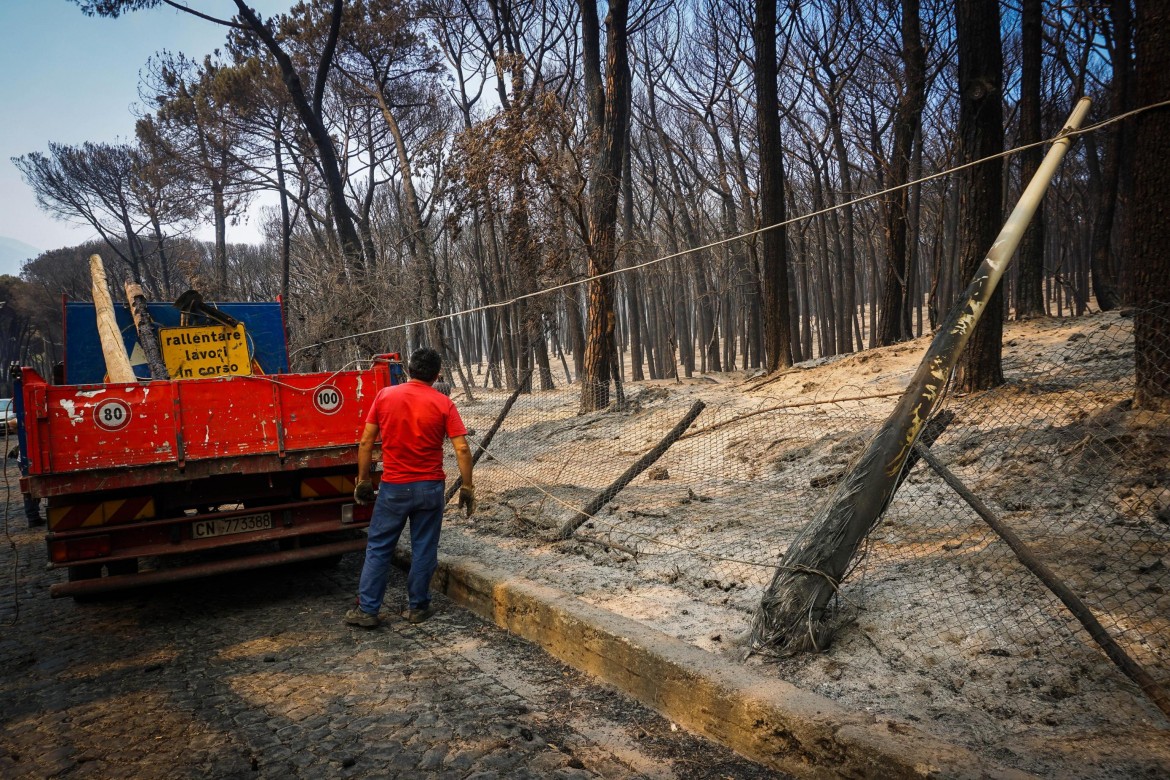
[192,512,273,539]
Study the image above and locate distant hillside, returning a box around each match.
[0,237,39,278]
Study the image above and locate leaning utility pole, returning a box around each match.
[747,98,1092,658]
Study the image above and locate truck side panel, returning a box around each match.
[177,379,281,460]
[277,372,379,452]
[26,379,179,474]
[22,363,393,478]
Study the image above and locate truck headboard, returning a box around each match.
[63,300,290,383]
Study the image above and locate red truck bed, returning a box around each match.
[19,358,400,597]
[22,364,390,493]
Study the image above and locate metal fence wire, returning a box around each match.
[439,307,1169,737]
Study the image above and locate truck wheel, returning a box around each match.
[67,564,101,582]
[305,554,343,570]
[107,559,139,577]
[67,564,103,602]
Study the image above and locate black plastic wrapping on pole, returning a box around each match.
[746,98,1092,657]
[125,282,169,380]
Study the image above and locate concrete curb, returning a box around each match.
[425,553,1034,780]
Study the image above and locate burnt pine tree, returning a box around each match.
[953,0,1005,392]
[578,0,631,413]
[1131,0,1170,412]
[876,0,926,345]
[14,142,150,286]
[754,0,792,372]
[1015,0,1045,318]
[139,54,249,295]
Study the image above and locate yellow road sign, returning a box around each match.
[160,323,251,379]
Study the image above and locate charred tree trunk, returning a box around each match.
[274,120,292,311]
[578,0,630,412]
[754,0,792,372]
[877,0,926,345]
[124,282,167,380]
[1015,0,1045,318]
[827,85,857,354]
[954,0,1005,393]
[1131,0,1170,412]
[211,182,228,294]
[622,136,645,382]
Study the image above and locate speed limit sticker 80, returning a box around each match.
[93,399,132,431]
[313,385,343,415]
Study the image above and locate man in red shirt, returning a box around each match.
[345,348,474,627]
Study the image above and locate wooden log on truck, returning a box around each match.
[89,254,135,384]
[557,399,705,540]
[124,282,169,380]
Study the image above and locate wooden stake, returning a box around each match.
[124,282,169,380]
[914,443,1170,721]
[557,399,705,540]
[89,255,136,384]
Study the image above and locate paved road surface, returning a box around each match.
[0,501,777,779]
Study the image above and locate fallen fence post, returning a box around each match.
[574,534,641,556]
[914,442,1170,721]
[557,399,705,540]
[446,369,534,503]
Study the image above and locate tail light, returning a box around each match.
[49,535,111,563]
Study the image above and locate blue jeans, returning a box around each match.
[357,479,445,614]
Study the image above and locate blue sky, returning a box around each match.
[0,1,288,259]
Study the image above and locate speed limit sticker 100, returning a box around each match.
[94,398,132,431]
[314,385,343,415]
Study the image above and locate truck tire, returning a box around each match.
[67,563,101,582]
[304,553,344,570]
[107,558,139,577]
[67,563,103,603]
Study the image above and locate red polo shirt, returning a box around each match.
[365,380,467,483]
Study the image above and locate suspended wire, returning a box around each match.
[289,98,1170,359]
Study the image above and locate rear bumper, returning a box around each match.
[49,537,366,598]
[45,496,372,595]
[26,446,380,500]
[47,496,364,563]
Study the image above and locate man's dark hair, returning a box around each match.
[407,347,442,383]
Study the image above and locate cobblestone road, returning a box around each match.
[0,505,777,779]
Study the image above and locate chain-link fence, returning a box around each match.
[439,307,1170,753]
